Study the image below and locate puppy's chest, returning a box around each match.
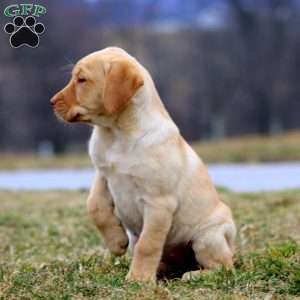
[93,147,146,232]
[93,143,138,176]
[108,173,144,233]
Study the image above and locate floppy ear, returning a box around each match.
[103,59,144,115]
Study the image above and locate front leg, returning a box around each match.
[126,196,177,282]
[87,172,129,256]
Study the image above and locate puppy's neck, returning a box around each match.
[93,76,177,141]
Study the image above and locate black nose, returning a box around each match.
[50,95,61,106]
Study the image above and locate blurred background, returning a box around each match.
[1,0,300,156]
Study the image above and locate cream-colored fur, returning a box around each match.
[51,47,236,282]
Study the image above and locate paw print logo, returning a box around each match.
[4,16,45,48]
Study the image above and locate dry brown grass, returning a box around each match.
[0,131,300,170]
[0,153,90,170]
[194,130,300,163]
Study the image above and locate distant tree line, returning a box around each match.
[0,0,300,153]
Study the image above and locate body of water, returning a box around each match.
[0,163,300,193]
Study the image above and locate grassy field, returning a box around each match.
[0,189,300,299]
[1,131,300,170]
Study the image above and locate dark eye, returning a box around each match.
[78,78,87,83]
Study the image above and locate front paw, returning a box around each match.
[106,233,129,256]
[126,269,156,283]
[181,270,202,281]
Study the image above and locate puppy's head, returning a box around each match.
[51,47,144,124]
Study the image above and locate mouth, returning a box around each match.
[53,104,91,124]
[68,113,91,123]
[53,109,68,123]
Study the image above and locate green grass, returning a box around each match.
[1,189,300,299]
[1,131,300,170]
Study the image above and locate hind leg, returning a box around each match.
[182,224,235,281]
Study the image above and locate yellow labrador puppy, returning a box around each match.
[51,47,236,282]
